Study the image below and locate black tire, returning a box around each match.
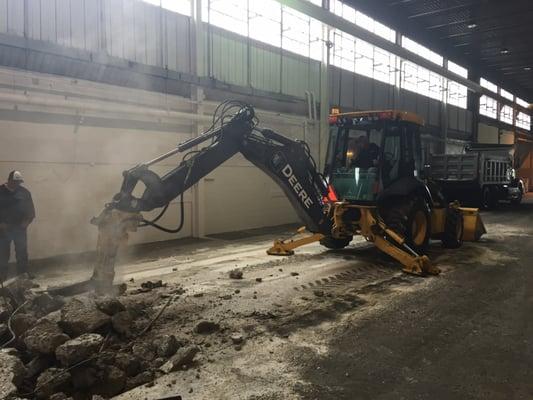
[384,197,432,253]
[510,193,522,205]
[481,186,498,209]
[441,207,463,249]
[320,236,352,250]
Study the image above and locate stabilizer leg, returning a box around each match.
[267,227,324,256]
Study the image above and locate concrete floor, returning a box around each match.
[31,194,533,399]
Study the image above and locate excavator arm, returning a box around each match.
[90,102,332,292]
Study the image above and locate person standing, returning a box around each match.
[0,171,35,279]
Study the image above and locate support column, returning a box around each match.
[318,0,331,169]
[191,0,207,238]
[468,70,481,143]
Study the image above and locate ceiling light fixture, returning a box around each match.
[524,67,531,71]
[500,48,510,55]
[467,23,477,29]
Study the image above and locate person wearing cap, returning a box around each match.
[0,171,35,279]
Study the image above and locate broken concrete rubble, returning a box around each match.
[194,320,220,334]
[23,319,70,355]
[229,269,243,279]
[0,349,26,400]
[95,296,126,316]
[59,298,110,337]
[114,353,141,377]
[95,365,126,397]
[35,367,71,399]
[159,346,200,373]
[125,370,154,391]
[154,334,179,358]
[55,333,104,366]
[10,313,37,337]
[111,311,134,336]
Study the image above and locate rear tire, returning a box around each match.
[320,236,352,250]
[384,197,432,253]
[441,207,463,249]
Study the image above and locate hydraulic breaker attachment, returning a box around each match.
[267,226,324,256]
[90,208,142,294]
[458,207,486,241]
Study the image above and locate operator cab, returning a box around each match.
[325,110,425,204]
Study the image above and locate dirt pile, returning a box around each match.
[0,276,192,399]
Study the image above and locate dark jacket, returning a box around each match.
[0,184,36,226]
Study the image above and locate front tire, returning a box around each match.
[481,186,498,209]
[441,207,463,249]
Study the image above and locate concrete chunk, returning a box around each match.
[160,346,200,373]
[0,349,26,400]
[23,319,70,355]
[55,333,104,367]
[59,298,110,337]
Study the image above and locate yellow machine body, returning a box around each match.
[430,205,486,242]
[267,202,486,276]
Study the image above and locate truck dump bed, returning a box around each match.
[430,154,479,182]
[430,153,511,185]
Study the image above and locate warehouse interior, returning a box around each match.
[0,0,532,399]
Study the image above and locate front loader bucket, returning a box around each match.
[459,207,486,242]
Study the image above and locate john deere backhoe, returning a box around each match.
[90,101,485,293]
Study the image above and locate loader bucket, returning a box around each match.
[458,207,486,241]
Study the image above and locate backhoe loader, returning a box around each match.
[90,101,485,293]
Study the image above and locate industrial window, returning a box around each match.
[373,47,397,85]
[355,39,374,78]
[480,95,498,119]
[500,88,514,101]
[329,1,395,42]
[330,0,356,22]
[307,0,323,6]
[309,19,323,61]
[447,80,468,109]
[356,11,396,43]
[142,0,191,16]
[428,71,445,101]
[249,1,281,48]
[401,36,443,66]
[400,61,444,100]
[500,105,514,125]
[480,78,497,93]
[516,112,531,131]
[203,0,248,36]
[448,61,468,79]
[282,7,311,57]
[332,31,356,72]
[517,97,529,108]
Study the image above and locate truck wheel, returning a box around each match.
[510,193,522,205]
[320,236,352,250]
[386,197,431,253]
[441,207,463,249]
[481,186,495,209]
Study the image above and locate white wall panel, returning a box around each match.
[0,0,7,33]
[7,0,24,36]
[56,0,72,46]
[40,0,58,42]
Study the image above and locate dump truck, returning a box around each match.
[429,144,522,208]
[90,101,486,294]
